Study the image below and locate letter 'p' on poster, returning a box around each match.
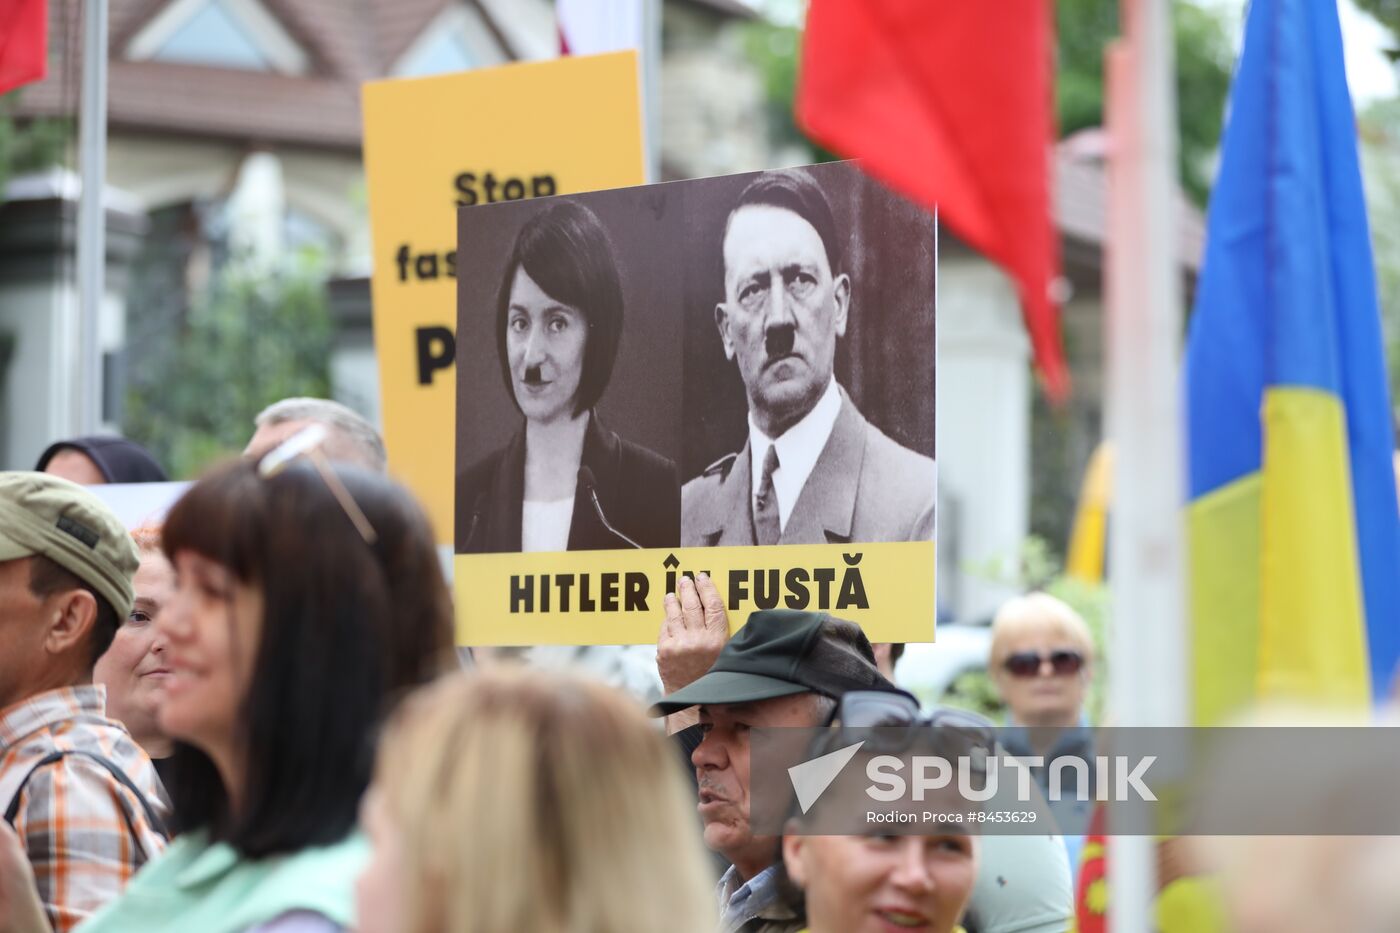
[363,52,646,544]
[454,161,937,647]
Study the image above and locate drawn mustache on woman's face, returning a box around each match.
[523,364,545,384]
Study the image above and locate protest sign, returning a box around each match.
[89,482,190,530]
[454,161,937,645]
[363,52,646,542]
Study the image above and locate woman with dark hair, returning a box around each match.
[457,198,680,554]
[0,448,456,933]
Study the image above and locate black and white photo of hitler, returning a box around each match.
[680,163,937,548]
[455,197,681,554]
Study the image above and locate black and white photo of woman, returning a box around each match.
[456,199,681,553]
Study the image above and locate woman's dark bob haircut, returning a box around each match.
[160,458,455,857]
[495,198,625,418]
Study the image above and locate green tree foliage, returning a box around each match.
[0,94,70,198]
[742,21,833,161]
[1057,0,1234,205]
[1360,99,1400,403]
[1355,0,1400,56]
[0,95,334,477]
[124,262,332,478]
[743,0,1233,204]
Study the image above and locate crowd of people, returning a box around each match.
[0,398,1190,933]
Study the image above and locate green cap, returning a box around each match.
[649,608,893,716]
[0,472,139,619]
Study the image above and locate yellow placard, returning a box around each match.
[362,53,646,542]
[454,542,936,646]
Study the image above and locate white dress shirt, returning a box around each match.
[747,378,842,533]
[521,496,574,553]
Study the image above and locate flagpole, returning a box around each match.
[77,0,109,433]
[641,0,661,183]
[1105,0,1188,928]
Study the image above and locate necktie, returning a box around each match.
[754,445,781,545]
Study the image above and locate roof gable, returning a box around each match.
[391,2,509,77]
[125,0,310,74]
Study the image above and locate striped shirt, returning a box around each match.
[717,864,796,933]
[0,685,168,932]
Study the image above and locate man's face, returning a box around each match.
[716,205,850,438]
[692,692,825,871]
[0,558,51,710]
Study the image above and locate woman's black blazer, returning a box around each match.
[455,413,680,553]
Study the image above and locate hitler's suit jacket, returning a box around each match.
[457,413,680,553]
[681,388,936,547]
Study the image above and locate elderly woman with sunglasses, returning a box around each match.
[988,593,1095,732]
[988,592,1097,879]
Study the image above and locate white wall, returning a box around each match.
[0,281,74,468]
[330,339,381,428]
[936,252,1031,623]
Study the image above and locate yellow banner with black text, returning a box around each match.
[454,541,936,646]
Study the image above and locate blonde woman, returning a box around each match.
[356,668,717,933]
[782,833,978,933]
[988,593,1095,731]
[989,592,1097,882]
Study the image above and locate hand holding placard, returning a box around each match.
[658,572,731,732]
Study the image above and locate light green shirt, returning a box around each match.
[77,830,367,933]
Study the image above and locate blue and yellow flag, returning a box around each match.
[1184,0,1400,725]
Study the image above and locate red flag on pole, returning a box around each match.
[796,0,1068,400]
[0,0,46,97]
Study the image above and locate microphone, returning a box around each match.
[461,490,487,551]
[578,465,643,549]
[462,510,482,550]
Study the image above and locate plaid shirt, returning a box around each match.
[0,685,168,932]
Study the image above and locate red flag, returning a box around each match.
[0,0,47,97]
[1075,806,1109,933]
[796,0,1068,401]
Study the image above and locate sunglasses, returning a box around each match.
[834,690,996,764]
[257,424,378,544]
[1001,649,1085,679]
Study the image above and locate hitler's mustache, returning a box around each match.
[764,326,796,360]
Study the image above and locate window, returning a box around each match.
[153,0,270,69]
[126,0,309,74]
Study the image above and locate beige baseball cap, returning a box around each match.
[0,472,139,618]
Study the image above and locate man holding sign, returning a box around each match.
[682,168,936,548]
